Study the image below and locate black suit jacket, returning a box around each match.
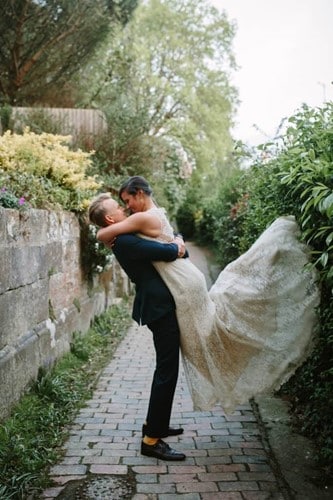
[112,234,179,325]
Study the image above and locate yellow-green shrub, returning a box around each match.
[0,128,100,212]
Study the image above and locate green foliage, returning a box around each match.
[79,216,115,282]
[0,186,29,210]
[237,160,296,252]
[176,168,245,270]
[280,285,333,469]
[13,108,69,136]
[0,303,132,498]
[0,129,100,212]
[197,169,247,268]
[279,104,333,286]
[0,104,12,131]
[150,145,190,221]
[88,106,154,178]
[0,1,138,106]
[175,181,203,239]
[176,200,196,239]
[70,332,91,361]
[227,103,333,277]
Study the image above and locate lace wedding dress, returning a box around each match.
[145,208,320,413]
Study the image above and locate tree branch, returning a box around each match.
[14,18,81,89]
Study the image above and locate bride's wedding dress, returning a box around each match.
[145,208,320,413]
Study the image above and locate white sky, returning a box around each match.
[209,0,333,146]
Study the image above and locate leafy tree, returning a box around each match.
[0,0,138,106]
[77,0,238,195]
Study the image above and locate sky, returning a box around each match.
[209,0,333,146]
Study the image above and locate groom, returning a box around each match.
[88,193,186,461]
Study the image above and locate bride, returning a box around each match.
[91,176,320,413]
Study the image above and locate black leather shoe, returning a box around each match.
[142,424,184,438]
[141,439,186,461]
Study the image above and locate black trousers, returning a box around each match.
[145,309,180,438]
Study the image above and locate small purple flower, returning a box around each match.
[1,187,7,192]
[18,197,26,206]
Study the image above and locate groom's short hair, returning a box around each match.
[88,193,113,227]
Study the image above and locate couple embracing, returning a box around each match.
[88,175,319,461]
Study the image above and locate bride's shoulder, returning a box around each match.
[130,211,160,228]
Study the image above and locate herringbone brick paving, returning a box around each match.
[42,323,286,499]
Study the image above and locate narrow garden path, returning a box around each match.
[43,322,288,499]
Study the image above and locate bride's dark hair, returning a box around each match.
[119,176,153,198]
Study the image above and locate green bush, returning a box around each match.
[175,181,203,239]
[176,199,196,239]
[0,186,29,210]
[0,129,100,212]
[238,160,295,250]
[281,286,333,467]
[279,104,333,286]
[197,169,247,268]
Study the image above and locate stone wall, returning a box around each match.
[0,207,130,420]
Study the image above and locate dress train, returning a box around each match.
[148,210,320,413]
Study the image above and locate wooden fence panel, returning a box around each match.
[10,107,108,138]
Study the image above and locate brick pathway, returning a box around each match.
[42,323,287,499]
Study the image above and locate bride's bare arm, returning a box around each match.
[97,212,161,243]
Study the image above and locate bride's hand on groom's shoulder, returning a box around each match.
[173,235,186,258]
[104,237,116,249]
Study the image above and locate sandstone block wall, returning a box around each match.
[0,207,130,420]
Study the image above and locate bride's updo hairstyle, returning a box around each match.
[119,176,153,198]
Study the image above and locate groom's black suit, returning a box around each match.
[112,233,181,438]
